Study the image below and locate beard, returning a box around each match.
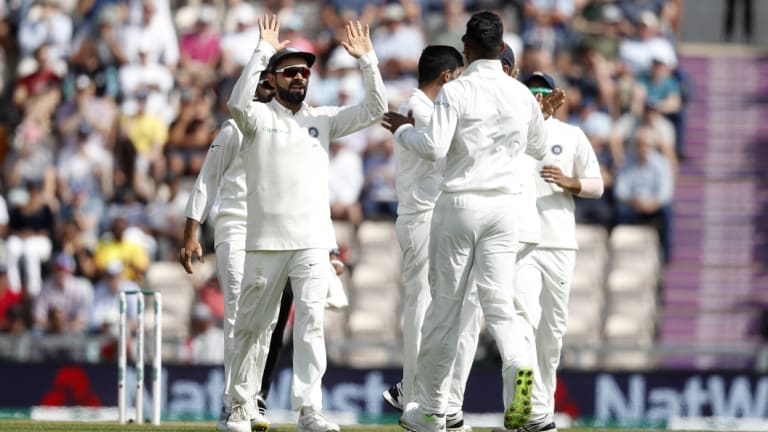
[277,81,307,104]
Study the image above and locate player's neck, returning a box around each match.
[420,83,442,102]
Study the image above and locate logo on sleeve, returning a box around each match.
[551,144,563,155]
[308,126,319,137]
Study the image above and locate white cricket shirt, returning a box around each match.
[394,59,548,194]
[535,118,602,249]
[516,154,540,245]
[228,44,387,251]
[394,88,443,216]
[184,119,248,247]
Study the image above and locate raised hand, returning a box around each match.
[258,14,289,52]
[540,88,566,119]
[340,20,372,59]
[381,110,415,134]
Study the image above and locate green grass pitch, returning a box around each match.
[0,420,702,432]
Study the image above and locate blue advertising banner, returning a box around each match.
[1,363,766,423]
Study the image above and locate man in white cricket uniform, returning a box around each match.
[382,45,478,431]
[224,16,386,432]
[180,77,276,431]
[513,72,604,432]
[383,12,548,432]
[181,77,345,431]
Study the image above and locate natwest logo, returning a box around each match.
[595,373,768,421]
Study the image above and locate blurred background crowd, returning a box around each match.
[0,0,691,364]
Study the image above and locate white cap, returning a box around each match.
[235,4,256,24]
[651,44,677,69]
[582,111,613,139]
[198,5,216,23]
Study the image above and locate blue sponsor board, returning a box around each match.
[0,364,767,423]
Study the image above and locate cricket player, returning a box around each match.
[180,75,275,432]
[513,72,604,432]
[383,11,548,432]
[224,15,386,432]
[382,45,478,432]
[180,73,345,431]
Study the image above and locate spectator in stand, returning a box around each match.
[17,0,73,62]
[119,91,168,195]
[89,260,139,334]
[372,2,424,80]
[615,126,674,263]
[575,111,616,228]
[427,0,467,52]
[119,40,175,124]
[612,99,677,172]
[12,44,64,116]
[166,88,216,177]
[121,0,179,70]
[362,129,397,219]
[56,122,108,207]
[329,140,364,229]
[66,6,127,100]
[55,74,117,155]
[634,50,681,116]
[521,0,578,53]
[93,216,150,283]
[56,218,97,281]
[220,4,260,75]
[179,5,221,71]
[618,10,675,77]
[4,118,58,201]
[33,253,93,334]
[178,302,225,365]
[0,264,23,331]
[6,178,55,296]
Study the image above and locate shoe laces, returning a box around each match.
[230,405,248,422]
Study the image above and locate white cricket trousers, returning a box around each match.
[514,248,575,418]
[6,234,53,296]
[396,211,481,412]
[214,236,247,409]
[226,248,329,413]
[415,191,526,414]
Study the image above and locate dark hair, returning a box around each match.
[417,45,464,86]
[461,11,503,59]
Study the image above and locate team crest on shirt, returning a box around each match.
[551,144,563,155]
[308,127,319,137]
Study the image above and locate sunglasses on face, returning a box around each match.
[274,66,312,79]
[529,87,552,95]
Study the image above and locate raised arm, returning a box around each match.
[227,15,284,135]
[329,21,388,139]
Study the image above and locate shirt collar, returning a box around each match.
[462,58,504,76]
[269,99,308,116]
[412,88,433,106]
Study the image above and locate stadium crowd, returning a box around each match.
[0,0,685,363]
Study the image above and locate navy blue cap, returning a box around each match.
[500,44,515,69]
[523,71,556,89]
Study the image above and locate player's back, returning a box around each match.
[439,59,546,194]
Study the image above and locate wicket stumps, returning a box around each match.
[118,290,163,425]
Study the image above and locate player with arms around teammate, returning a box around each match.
[512,72,604,432]
[383,11,548,432]
[224,15,387,432]
[382,45,477,432]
